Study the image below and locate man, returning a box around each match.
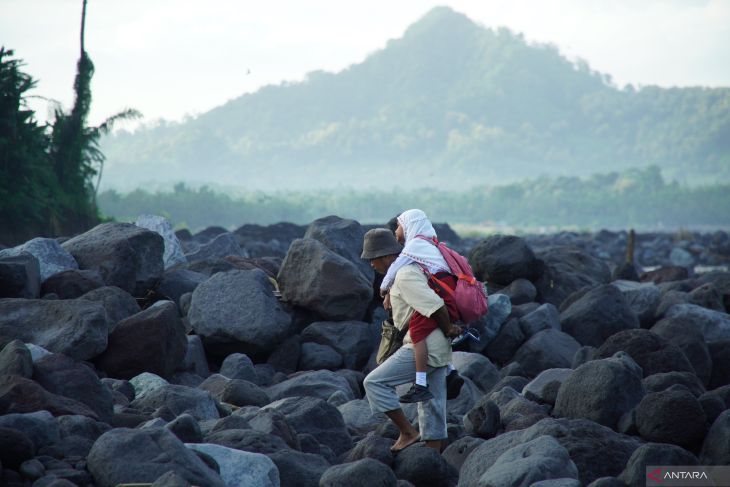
[361,228,461,452]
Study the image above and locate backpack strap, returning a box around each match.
[416,263,456,299]
[415,236,476,285]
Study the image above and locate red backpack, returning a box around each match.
[416,236,488,324]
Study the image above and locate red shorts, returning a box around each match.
[409,272,459,344]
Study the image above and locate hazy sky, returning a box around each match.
[3,0,729,127]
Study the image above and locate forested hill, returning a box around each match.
[100,6,730,191]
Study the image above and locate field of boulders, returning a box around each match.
[0,215,729,487]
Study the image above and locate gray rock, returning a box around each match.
[553,353,645,430]
[531,479,581,487]
[266,370,356,402]
[0,237,77,282]
[300,321,373,370]
[442,435,485,473]
[485,318,525,365]
[266,335,302,373]
[651,316,712,385]
[80,286,140,331]
[635,389,707,448]
[700,410,730,465]
[151,471,192,487]
[452,352,500,393]
[0,339,33,378]
[19,458,46,480]
[501,278,537,305]
[0,252,41,298]
[135,215,188,269]
[522,368,574,405]
[33,352,114,423]
[130,372,169,399]
[204,428,289,454]
[0,426,35,469]
[189,269,293,358]
[95,301,187,380]
[611,280,661,326]
[185,443,279,487]
[619,443,698,487]
[338,399,386,436]
[304,215,373,282]
[0,374,99,418]
[130,384,220,421]
[263,396,353,455]
[468,235,541,286]
[519,303,560,337]
[0,410,59,449]
[220,380,271,408]
[180,335,209,378]
[642,371,705,397]
[165,414,202,443]
[267,450,330,487]
[277,238,372,321]
[41,269,104,299]
[459,417,641,486]
[320,458,397,487]
[559,284,640,347]
[670,247,694,268]
[87,427,224,487]
[533,246,611,308]
[511,329,581,378]
[0,298,108,361]
[185,232,246,263]
[298,342,342,371]
[466,293,513,354]
[654,290,691,319]
[571,346,597,369]
[341,434,395,468]
[463,398,500,438]
[393,444,459,487]
[664,303,730,343]
[220,353,257,382]
[234,408,300,450]
[477,435,579,487]
[586,478,627,487]
[62,222,164,295]
[708,340,730,389]
[156,269,207,309]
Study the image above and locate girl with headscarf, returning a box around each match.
[381,209,462,402]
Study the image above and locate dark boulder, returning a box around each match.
[277,238,372,321]
[41,269,104,299]
[320,458,397,487]
[553,353,645,430]
[559,285,639,347]
[304,215,373,282]
[533,246,611,308]
[510,328,581,378]
[392,444,458,487]
[87,427,224,487]
[300,321,373,370]
[130,384,219,421]
[651,316,712,385]
[595,329,695,378]
[33,352,114,423]
[267,450,330,487]
[0,298,108,361]
[0,375,99,419]
[635,388,707,448]
[95,301,187,380]
[189,269,293,360]
[80,286,140,331]
[0,252,40,298]
[619,443,698,487]
[468,235,541,286]
[62,222,164,296]
[0,339,33,378]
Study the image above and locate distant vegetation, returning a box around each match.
[101,6,730,191]
[98,166,730,232]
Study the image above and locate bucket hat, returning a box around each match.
[361,228,403,260]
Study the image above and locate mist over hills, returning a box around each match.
[100,6,730,191]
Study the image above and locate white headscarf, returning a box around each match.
[380,209,450,292]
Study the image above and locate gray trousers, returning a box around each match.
[363,346,448,441]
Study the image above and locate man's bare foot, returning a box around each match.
[390,430,420,452]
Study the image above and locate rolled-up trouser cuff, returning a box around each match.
[363,346,448,441]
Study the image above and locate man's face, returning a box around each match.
[370,254,395,275]
[395,223,405,245]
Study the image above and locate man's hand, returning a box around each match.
[383,293,392,310]
[446,324,462,337]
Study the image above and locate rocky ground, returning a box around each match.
[0,215,729,487]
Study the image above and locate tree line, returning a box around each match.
[97,166,730,232]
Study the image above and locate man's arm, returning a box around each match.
[430,306,461,337]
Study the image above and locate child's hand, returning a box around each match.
[383,293,392,310]
[447,325,462,337]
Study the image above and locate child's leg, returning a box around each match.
[414,339,428,387]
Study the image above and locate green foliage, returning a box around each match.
[100,7,730,191]
[97,166,730,232]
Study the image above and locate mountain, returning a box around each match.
[100,6,730,191]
